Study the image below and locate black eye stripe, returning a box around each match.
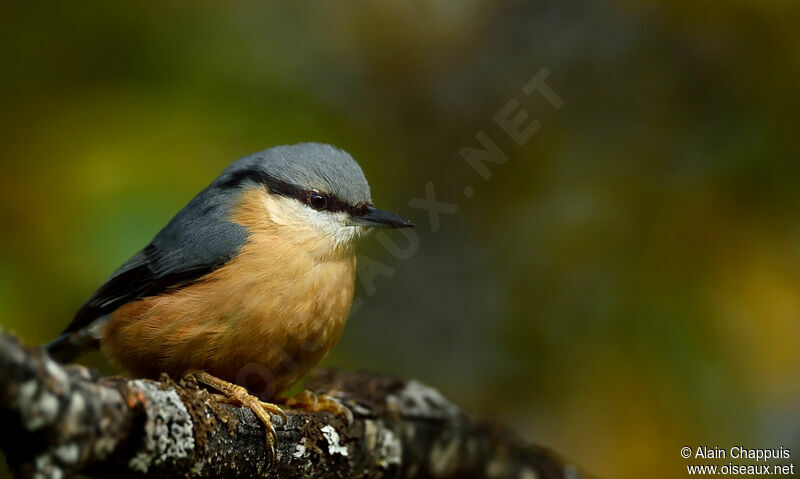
[349,203,370,216]
[314,193,360,214]
[220,167,367,215]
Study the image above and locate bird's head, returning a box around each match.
[217,143,413,255]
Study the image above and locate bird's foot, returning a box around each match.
[185,370,286,462]
[280,389,353,425]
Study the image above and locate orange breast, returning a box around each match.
[100,188,357,398]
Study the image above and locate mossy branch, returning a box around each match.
[0,332,587,478]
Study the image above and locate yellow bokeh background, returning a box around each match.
[2,2,799,477]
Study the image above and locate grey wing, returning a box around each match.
[61,211,249,336]
[45,156,259,362]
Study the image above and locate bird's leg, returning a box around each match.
[279,389,353,425]
[185,370,287,460]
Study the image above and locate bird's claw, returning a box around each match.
[186,371,285,463]
[281,389,354,426]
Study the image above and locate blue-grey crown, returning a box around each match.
[217,143,373,209]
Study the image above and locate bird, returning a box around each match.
[45,142,413,456]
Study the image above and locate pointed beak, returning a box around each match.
[350,205,414,229]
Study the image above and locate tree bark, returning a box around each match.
[0,332,588,478]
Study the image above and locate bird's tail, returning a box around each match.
[44,329,101,363]
[44,333,82,363]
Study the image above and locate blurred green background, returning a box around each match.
[2,1,800,477]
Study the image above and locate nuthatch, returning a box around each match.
[46,143,413,453]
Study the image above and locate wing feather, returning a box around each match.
[61,185,249,335]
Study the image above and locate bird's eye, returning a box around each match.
[308,192,327,211]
